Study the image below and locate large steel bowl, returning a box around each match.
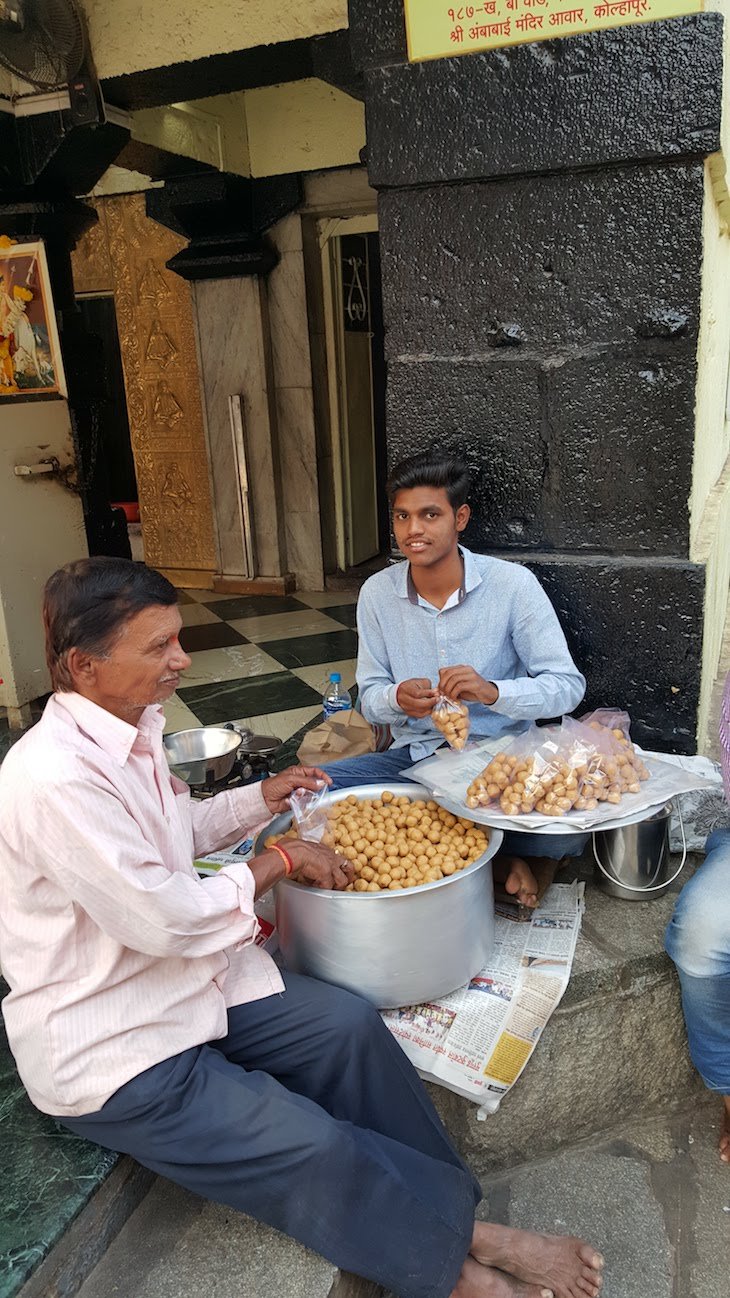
[254,783,502,1008]
[163,726,246,786]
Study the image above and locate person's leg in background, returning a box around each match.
[665,828,730,1161]
[321,745,418,790]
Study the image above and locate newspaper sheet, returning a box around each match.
[381,882,584,1115]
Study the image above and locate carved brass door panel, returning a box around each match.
[72,195,217,583]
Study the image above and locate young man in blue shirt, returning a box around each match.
[325,453,590,903]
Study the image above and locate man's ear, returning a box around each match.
[65,646,98,690]
[455,503,471,534]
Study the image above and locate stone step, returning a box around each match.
[68,1103,730,1298]
[426,856,706,1177]
[388,1102,728,1298]
[70,1179,379,1298]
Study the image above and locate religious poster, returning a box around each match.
[0,239,67,398]
[403,0,703,62]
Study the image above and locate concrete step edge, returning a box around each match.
[18,1159,155,1298]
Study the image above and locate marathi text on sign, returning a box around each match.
[404,0,703,62]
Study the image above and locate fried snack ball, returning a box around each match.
[431,699,470,751]
[267,795,489,891]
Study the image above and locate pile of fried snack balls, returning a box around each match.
[265,791,489,891]
[466,720,651,817]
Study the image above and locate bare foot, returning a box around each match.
[470,1222,604,1298]
[720,1094,730,1164]
[493,855,539,908]
[451,1255,554,1298]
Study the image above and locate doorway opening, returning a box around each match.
[74,293,142,560]
[317,216,389,579]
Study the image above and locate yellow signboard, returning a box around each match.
[403,0,703,62]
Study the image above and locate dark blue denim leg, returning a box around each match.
[321,748,417,790]
[665,829,730,1092]
[501,830,589,860]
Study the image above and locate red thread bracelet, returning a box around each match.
[270,843,295,877]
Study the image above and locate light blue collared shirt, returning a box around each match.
[356,547,586,761]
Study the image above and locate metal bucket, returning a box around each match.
[254,783,502,1008]
[592,802,686,901]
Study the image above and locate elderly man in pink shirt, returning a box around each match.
[0,557,605,1298]
[666,671,730,1163]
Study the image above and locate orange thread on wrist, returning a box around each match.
[270,843,294,877]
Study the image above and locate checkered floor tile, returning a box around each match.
[167,588,360,746]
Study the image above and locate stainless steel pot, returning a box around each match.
[163,726,246,786]
[254,783,502,1009]
[239,733,282,758]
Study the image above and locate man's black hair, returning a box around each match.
[386,452,471,510]
[44,557,177,692]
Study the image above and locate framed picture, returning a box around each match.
[0,239,67,398]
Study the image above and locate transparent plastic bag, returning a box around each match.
[579,707,632,746]
[465,717,652,817]
[577,709,650,791]
[289,786,330,842]
[431,693,470,751]
[465,724,580,817]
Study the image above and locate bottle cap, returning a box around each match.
[330,672,341,683]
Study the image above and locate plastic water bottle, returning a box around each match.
[323,672,351,718]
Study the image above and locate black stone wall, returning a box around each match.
[348,6,725,752]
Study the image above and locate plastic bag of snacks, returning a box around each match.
[578,708,651,794]
[465,724,581,817]
[465,716,651,818]
[431,694,470,750]
[579,707,632,745]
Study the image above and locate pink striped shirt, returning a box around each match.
[0,693,284,1117]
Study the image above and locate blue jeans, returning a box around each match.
[322,749,589,861]
[59,972,479,1298]
[665,828,730,1094]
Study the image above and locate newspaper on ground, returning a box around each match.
[380,881,584,1117]
[400,742,717,834]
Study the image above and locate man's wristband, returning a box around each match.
[269,843,295,876]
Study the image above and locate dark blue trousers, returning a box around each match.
[59,973,480,1298]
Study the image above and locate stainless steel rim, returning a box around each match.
[259,782,502,899]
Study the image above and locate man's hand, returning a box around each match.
[286,840,354,891]
[396,677,438,718]
[438,666,499,706]
[262,766,332,816]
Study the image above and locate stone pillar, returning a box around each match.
[348,6,725,752]
[148,172,305,592]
